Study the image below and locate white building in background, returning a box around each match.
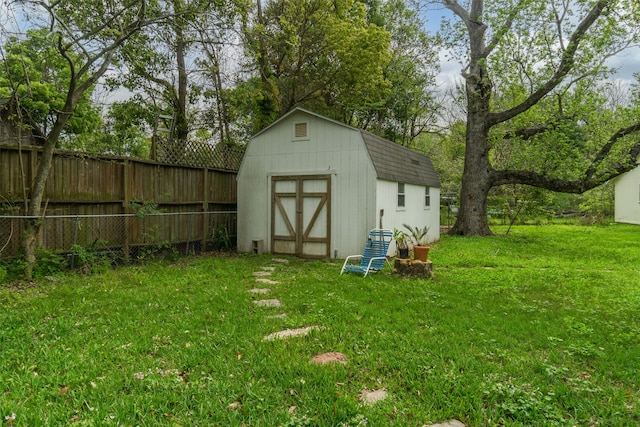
[614,164,640,225]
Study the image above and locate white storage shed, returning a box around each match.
[237,108,441,258]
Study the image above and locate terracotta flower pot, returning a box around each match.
[413,245,430,262]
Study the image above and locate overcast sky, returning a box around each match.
[419,4,640,95]
[2,0,638,104]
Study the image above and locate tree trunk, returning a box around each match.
[174,15,189,145]
[22,137,57,279]
[450,113,493,236]
[447,0,495,236]
[206,43,231,144]
[22,220,39,279]
[253,0,279,132]
[13,0,148,278]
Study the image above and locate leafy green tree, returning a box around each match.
[578,181,615,223]
[114,0,202,147]
[1,0,163,278]
[111,0,249,148]
[439,0,640,236]
[103,99,153,157]
[55,97,153,157]
[422,120,466,196]
[195,0,251,145]
[244,0,392,131]
[355,0,439,147]
[0,29,102,143]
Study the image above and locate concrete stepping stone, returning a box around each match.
[310,352,347,365]
[248,288,270,294]
[263,326,318,341]
[266,313,287,319]
[253,299,282,307]
[358,389,388,405]
[252,271,272,277]
[425,421,466,427]
[255,278,280,285]
[272,258,289,263]
[261,266,276,271]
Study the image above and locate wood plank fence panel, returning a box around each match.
[0,144,240,259]
[0,147,33,202]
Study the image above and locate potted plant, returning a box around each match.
[403,224,430,262]
[392,228,410,259]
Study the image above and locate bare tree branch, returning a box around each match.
[489,0,609,126]
[482,0,526,58]
[493,125,640,192]
[585,121,640,180]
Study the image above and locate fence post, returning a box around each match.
[202,168,210,251]
[70,216,79,269]
[186,213,193,255]
[122,159,130,262]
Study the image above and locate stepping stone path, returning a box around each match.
[252,271,272,277]
[310,352,347,365]
[426,421,466,427]
[263,326,319,341]
[266,313,287,319]
[253,298,282,307]
[255,278,280,285]
[359,389,388,405]
[265,313,287,319]
[250,257,459,420]
[251,262,288,319]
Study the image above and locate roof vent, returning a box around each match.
[411,159,420,166]
[295,122,308,138]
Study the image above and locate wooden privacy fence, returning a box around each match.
[0,144,240,259]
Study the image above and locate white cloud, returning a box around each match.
[607,46,640,84]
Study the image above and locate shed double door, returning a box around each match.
[271,175,331,258]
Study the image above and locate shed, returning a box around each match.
[614,163,640,225]
[237,108,441,258]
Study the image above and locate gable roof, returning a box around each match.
[251,107,350,138]
[254,107,440,188]
[360,129,440,188]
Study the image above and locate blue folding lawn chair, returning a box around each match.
[340,229,393,277]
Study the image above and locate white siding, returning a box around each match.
[376,179,440,254]
[238,111,378,256]
[615,166,640,225]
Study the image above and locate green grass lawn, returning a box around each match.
[1,224,639,426]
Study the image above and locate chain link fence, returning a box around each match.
[0,211,237,268]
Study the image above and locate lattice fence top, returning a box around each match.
[152,138,245,171]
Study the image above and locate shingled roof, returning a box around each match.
[360,129,440,188]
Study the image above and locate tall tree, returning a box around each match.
[0,29,102,143]
[357,0,440,147]
[66,98,154,157]
[195,0,250,145]
[1,0,160,277]
[439,0,640,235]
[244,0,392,130]
[115,0,200,147]
[113,0,248,148]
